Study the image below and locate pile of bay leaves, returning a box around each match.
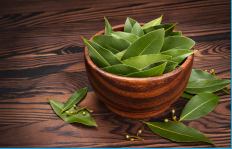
[82,15,197,77]
[47,15,231,146]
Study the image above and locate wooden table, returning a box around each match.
[0,0,230,147]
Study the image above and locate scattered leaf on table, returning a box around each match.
[124,17,137,33]
[161,49,197,63]
[126,62,166,78]
[93,35,130,54]
[160,36,195,52]
[185,79,231,94]
[121,28,165,61]
[143,23,177,37]
[188,69,217,82]
[104,17,113,35]
[180,93,219,121]
[141,14,163,29]
[188,69,231,94]
[62,87,88,112]
[122,54,171,70]
[82,37,122,68]
[131,22,144,37]
[170,31,182,36]
[48,99,97,126]
[101,64,140,76]
[181,92,194,99]
[144,121,215,145]
[111,31,139,43]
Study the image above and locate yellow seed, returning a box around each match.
[138,130,142,134]
[65,111,69,113]
[205,70,207,72]
[126,135,129,139]
[70,111,74,114]
[130,138,134,141]
[82,111,86,115]
[89,110,93,113]
[172,109,175,113]
[73,105,76,108]
[164,119,169,122]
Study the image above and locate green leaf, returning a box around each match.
[82,37,122,68]
[163,61,179,73]
[142,60,178,74]
[188,69,231,94]
[126,62,166,78]
[141,14,163,29]
[189,69,217,82]
[104,17,113,35]
[180,93,219,121]
[61,87,88,112]
[101,64,140,76]
[218,87,231,95]
[93,35,130,54]
[170,31,182,36]
[111,31,139,43]
[122,54,171,70]
[144,121,215,145]
[160,36,195,52]
[181,92,194,99]
[124,17,137,33]
[185,79,231,94]
[143,23,177,37]
[48,99,97,126]
[161,49,197,63]
[121,28,165,61]
[131,22,144,37]
[115,49,126,61]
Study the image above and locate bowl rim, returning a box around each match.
[84,23,194,81]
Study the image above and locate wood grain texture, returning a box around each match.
[0,0,230,147]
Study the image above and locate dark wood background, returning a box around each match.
[0,0,231,148]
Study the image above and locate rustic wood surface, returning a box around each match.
[0,0,230,148]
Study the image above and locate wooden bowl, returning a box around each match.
[84,23,194,119]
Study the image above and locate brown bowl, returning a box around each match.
[84,23,194,119]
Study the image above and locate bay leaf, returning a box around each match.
[143,23,177,37]
[142,60,178,74]
[189,69,217,82]
[131,22,144,37]
[126,62,166,78]
[104,17,113,35]
[160,36,195,52]
[93,35,130,54]
[101,64,140,76]
[144,121,215,145]
[122,54,171,70]
[181,92,194,99]
[48,99,97,126]
[124,17,137,33]
[115,49,126,61]
[141,14,163,29]
[111,31,139,43]
[180,93,219,121]
[82,37,122,68]
[185,79,231,94]
[62,87,88,112]
[161,49,197,63]
[121,28,165,61]
[188,69,231,94]
[170,31,182,36]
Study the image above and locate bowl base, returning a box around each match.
[105,104,170,119]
